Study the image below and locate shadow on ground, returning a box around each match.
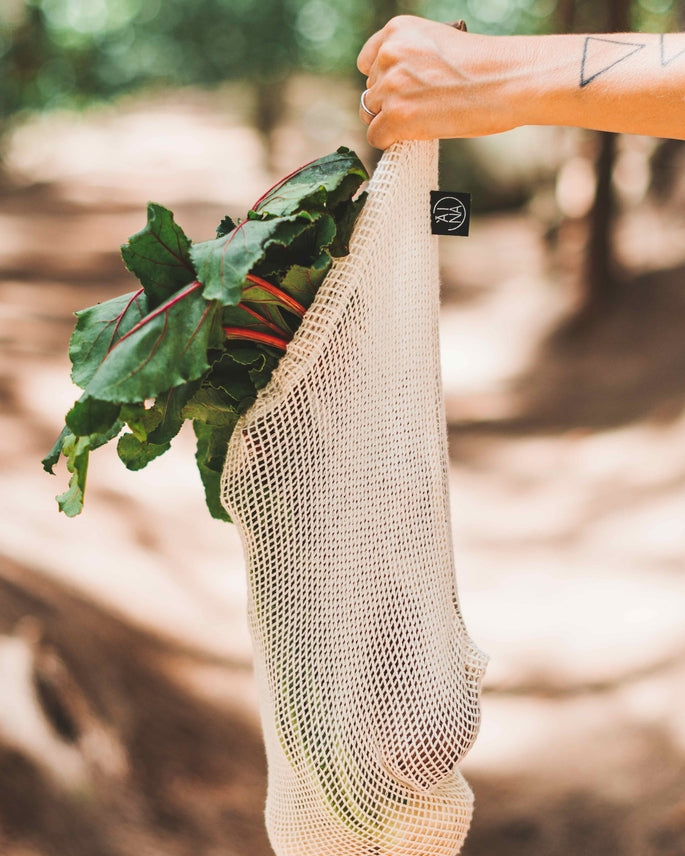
[465,766,685,856]
[449,262,685,437]
[0,556,270,856]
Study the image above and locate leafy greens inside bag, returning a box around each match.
[42,147,368,522]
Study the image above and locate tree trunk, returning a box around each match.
[584,131,621,309]
[558,0,577,32]
[371,0,405,35]
[578,0,632,317]
[254,79,287,175]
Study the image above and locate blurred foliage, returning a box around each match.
[0,0,377,122]
[1,0,683,210]
[3,0,681,122]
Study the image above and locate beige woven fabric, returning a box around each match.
[222,140,487,856]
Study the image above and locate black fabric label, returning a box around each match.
[430,191,471,236]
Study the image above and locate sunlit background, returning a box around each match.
[1,1,685,854]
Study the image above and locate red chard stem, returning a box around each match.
[244,274,306,318]
[237,302,289,336]
[223,326,289,351]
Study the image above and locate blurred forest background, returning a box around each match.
[1,0,685,854]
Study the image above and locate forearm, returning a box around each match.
[508,32,685,139]
[357,18,685,147]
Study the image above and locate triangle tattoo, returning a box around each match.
[580,36,647,88]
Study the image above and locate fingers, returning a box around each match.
[359,88,380,121]
[359,89,389,149]
[366,115,399,151]
[357,25,385,75]
[357,15,448,149]
[356,21,393,145]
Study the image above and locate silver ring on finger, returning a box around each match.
[360,89,378,118]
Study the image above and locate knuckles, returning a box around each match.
[383,14,419,35]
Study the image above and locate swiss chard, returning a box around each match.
[43,147,368,520]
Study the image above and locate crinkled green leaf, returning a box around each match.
[326,169,368,213]
[221,344,268,368]
[42,425,72,474]
[56,433,90,518]
[83,282,221,403]
[147,381,202,445]
[119,401,163,442]
[49,420,123,516]
[120,203,196,308]
[329,193,368,257]
[251,211,336,285]
[249,350,281,391]
[193,421,233,522]
[190,214,315,306]
[65,395,121,437]
[216,215,237,238]
[70,290,149,389]
[182,387,242,426]
[221,303,278,336]
[252,146,368,217]
[116,400,179,471]
[280,253,332,308]
[206,352,257,402]
[117,432,171,471]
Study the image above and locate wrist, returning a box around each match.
[486,35,576,131]
[444,33,563,136]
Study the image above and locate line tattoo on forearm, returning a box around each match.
[580,34,685,88]
[659,33,685,66]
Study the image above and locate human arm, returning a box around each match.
[357,16,685,149]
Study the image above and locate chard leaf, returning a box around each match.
[120,203,196,308]
[251,211,336,283]
[327,172,368,214]
[329,193,368,257]
[182,387,242,426]
[241,279,305,316]
[252,146,368,217]
[249,350,280,391]
[221,344,267,368]
[116,400,179,470]
[190,214,315,306]
[147,381,202,445]
[206,352,257,402]
[66,395,121,437]
[193,421,233,522]
[279,253,332,308]
[119,402,164,440]
[221,303,278,336]
[83,282,222,403]
[237,277,304,338]
[42,425,72,474]
[70,290,149,389]
[117,432,171,471]
[241,303,297,338]
[50,420,123,516]
[56,433,90,518]
[216,215,237,238]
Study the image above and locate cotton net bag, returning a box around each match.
[221,139,488,856]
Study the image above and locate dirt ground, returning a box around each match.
[0,89,684,855]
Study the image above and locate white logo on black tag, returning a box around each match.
[430,191,471,236]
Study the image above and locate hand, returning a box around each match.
[357,16,521,149]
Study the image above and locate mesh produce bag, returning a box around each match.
[221,139,488,856]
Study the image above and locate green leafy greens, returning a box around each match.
[43,147,368,522]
